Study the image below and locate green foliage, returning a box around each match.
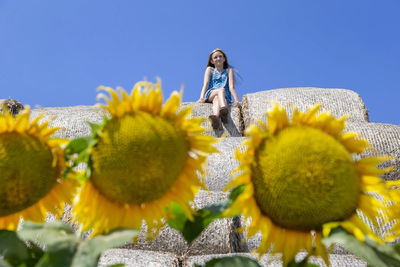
[0,221,138,267]
[71,228,140,267]
[168,185,245,244]
[0,260,12,267]
[64,136,92,155]
[323,226,400,267]
[0,230,29,266]
[228,184,246,203]
[62,119,107,181]
[195,255,261,267]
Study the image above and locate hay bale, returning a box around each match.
[205,137,246,191]
[98,249,179,267]
[30,102,243,139]
[59,191,237,256]
[241,88,369,130]
[124,191,239,256]
[182,252,366,267]
[30,106,108,139]
[345,122,400,180]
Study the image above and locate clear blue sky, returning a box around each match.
[1,0,399,124]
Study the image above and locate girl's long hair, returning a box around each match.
[207,48,242,85]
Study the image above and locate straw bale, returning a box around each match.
[98,249,179,267]
[346,122,400,180]
[205,137,246,191]
[125,190,239,256]
[183,252,366,267]
[30,106,108,138]
[241,87,369,130]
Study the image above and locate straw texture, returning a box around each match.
[31,106,108,138]
[205,137,246,191]
[125,191,238,256]
[36,86,399,265]
[346,122,400,180]
[182,252,366,267]
[98,249,179,267]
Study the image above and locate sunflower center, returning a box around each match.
[0,133,59,216]
[252,126,360,230]
[91,112,188,204]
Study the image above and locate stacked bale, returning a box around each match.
[30,87,399,267]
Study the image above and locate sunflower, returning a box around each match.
[72,80,218,236]
[224,103,398,265]
[0,107,78,230]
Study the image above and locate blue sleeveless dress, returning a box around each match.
[204,68,233,104]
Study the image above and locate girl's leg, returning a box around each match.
[212,96,220,117]
[217,88,227,109]
[207,90,222,129]
[216,88,228,123]
[207,88,226,117]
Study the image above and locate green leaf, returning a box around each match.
[167,202,187,232]
[18,221,79,267]
[0,259,12,267]
[74,148,90,164]
[71,228,139,267]
[106,264,125,267]
[64,136,91,155]
[168,201,230,244]
[88,121,103,138]
[199,256,261,267]
[15,221,138,267]
[24,241,45,267]
[395,243,400,254]
[0,230,28,266]
[229,184,246,202]
[323,226,400,267]
[168,185,247,245]
[364,238,400,267]
[34,241,77,267]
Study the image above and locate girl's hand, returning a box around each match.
[198,98,206,103]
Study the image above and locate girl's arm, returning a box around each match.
[198,67,212,103]
[228,68,240,103]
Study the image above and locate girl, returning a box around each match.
[198,48,239,129]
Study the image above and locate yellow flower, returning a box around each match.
[0,107,78,230]
[73,80,218,236]
[224,103,398,265]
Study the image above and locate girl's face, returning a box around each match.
[211,51,225,66]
